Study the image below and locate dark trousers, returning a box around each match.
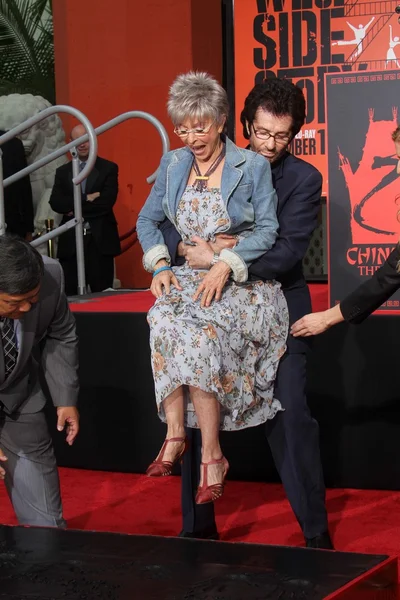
[181,352,328,539]
[59,235,114,296]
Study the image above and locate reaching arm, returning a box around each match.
[249,169,322,281]
[366,16,375,28]
[291,244,400,337]
[340,244,400,324]
[291,304,345,337]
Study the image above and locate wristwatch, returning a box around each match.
[209,252,220,267]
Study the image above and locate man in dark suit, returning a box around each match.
[291,125,400,336]
[0,235,79,526]
[49,124,121,296]
[0,131,34,239]
[161,79,332,549]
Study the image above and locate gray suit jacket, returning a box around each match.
[0,257,79,414]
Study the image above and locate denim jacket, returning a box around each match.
[136,136,278,282]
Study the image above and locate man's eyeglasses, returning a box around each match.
[251,125,291,145]
[174,122,214,138]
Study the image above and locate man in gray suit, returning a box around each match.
[0,235,79,527]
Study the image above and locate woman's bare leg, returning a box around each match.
[164,386,185,439]
[158,386,186,462]
[189,386,227,488]
[147,387,187,475]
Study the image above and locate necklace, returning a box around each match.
[192,143,226,192]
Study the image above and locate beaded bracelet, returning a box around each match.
[153,265,172,277]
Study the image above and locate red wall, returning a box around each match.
[52,0,222,287]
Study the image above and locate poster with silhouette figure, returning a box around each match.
[327,70,400,312]
[234,0,400,195]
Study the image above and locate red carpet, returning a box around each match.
[1,468,399,560]
[69,283,329,313]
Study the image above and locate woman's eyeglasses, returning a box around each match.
[174,122,214,138]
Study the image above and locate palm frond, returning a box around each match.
[0,0,55,103]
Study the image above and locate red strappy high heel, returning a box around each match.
[146,437,189,477]
[195,456,229,504]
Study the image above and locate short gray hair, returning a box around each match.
[167,71,229,126]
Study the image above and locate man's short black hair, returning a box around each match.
[240,78,306,140]
[0,235,44,295]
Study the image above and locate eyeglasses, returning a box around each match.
[251,125,291,145]
[174,122,214,138]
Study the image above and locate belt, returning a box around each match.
[83,228,92,236]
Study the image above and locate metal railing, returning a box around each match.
[0,108,170,295]
[0,104,97,295]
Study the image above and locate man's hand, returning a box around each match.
[0,448,7,480]
[87,192,100,202]
[177,242,188,258]
[57,406,80,446]
[183,235,238,269]
[193,261,231,307]
[210,234,237,253]
[186,237,214,269]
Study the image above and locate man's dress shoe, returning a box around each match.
[305,531,334,549]
[178,526,219,541]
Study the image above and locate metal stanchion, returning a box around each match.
[71,154,87,295]
[45,218,54,258]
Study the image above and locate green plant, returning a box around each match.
[0,0,55,104]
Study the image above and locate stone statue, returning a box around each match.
[0,93,67,239]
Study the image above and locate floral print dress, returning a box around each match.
[147,186,289,431]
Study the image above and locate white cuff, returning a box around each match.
[219,248,248,283]
[143,244,171,272]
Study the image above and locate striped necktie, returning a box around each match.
[1,318,17,379]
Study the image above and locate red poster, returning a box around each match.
[234,0,400,194]
[326,70,400,312]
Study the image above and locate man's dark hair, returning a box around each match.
[240,78,306,140]
[0,235,44,295]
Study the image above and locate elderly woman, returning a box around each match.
[136,72,288,505]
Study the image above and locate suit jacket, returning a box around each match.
[0,130,34,237]
[162,150,322,353]
[0,257,79,415]
[341,245,400,324]
[49,156,121,259]
[248,152,322,327]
